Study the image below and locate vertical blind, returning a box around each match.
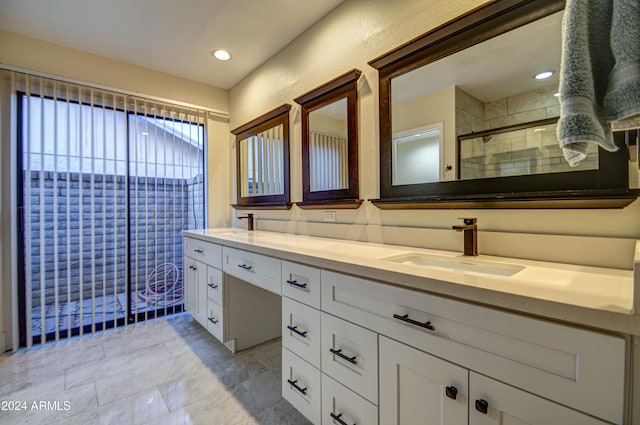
[309,131,348,192]
[240,124,284,197]
[8,70,207,347]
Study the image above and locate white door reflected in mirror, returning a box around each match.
[392,123,443,186]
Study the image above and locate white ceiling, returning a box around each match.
[0,0,343,90]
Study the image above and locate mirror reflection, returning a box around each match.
[390,11,589,184]
[238,124,285,197]
[308,98,348,192]
[392,123,442,185]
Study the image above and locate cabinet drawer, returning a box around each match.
[184,237,222,268]
[282,261,321,309]
[283,347,321,425]
[205,299,224,343]
[321,270,625,424]
[223,247,281,295]
[469,372,607,425]
[322,373,378,425]
[283,297,321,369]
[206,266,223,304]
[321,312,378,405]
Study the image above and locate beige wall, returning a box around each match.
[229,0,640,268]
[0,30,228,112]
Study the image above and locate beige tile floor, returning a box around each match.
[0,314,312,425]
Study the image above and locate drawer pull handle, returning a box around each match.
[475,399,488,414]
[287,379,307,396]
[330,412,354,425]
[329,348,358,365]
[194,248,204,254]
[189,265,197,271]
[238,264,253,271]
[445,386,457,400]
[393,314,435,331]
[286,325,308,338]
[286,279,308,289]
[208,317,218,325]
[208,283,219,289]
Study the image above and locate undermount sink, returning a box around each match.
[208,228,246,234]
[383,252,525,277]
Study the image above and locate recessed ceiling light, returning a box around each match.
[534,70,554,80]
[212,49,231,61]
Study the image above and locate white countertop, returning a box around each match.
[183,228,640,335]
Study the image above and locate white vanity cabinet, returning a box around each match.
[281,261,324,424]
[181,233,631,425]
[321,270,626,425]
[184,237,222,334]
[184,237,281,350]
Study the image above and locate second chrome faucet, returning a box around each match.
[452,218,478,256]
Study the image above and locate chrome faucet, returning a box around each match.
[452,218,478,256]
[238,213,254,231]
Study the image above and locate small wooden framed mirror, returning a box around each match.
[231,104,292,209]
[294,69,362,208]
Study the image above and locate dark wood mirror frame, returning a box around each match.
[231,104,292,210]
[294,69,362,209]
[369,0,638,209]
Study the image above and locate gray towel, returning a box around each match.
[558,0,640,166]
[604,0,640,126]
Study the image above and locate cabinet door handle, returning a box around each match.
[475,399,488,414]
[445,386,457,400]
[208,317,218,325]
[208,283,219,289]
[330,412,353,425]
[189,265,197,271]
[238,264,253,271]
[329,348,358,365]
[392,313,435,331]
[287,379,307,396]
[286,279,307,289]
[194,248,204,254]
[286,325,308,338]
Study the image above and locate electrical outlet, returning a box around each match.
[323,211,336,222]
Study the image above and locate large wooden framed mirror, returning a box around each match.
[369,0,637,209]
[294,69,362,208]
[231,104,292,209]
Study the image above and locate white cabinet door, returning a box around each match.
[379,336,468,425]
[184,257,196,314]
[469,372,608,425]
[184,256,207,326]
